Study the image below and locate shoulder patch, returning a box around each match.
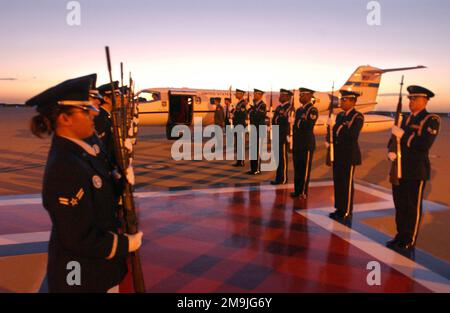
[427,127,438,135]
[418,113,441,136]
[308,107,318,120]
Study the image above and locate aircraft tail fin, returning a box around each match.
[341,65,426,112]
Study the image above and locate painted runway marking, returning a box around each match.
[0,195,41,207]
[0,231,50,246]
[0,181,337,207]
[297,207,450,293]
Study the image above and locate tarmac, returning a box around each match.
[0,106,448,264]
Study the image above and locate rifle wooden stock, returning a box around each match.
[105,46,146,293]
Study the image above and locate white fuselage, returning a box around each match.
[136,87,393,134]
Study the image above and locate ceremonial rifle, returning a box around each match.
[389,76,404,185]
[246,87,251,134]
[288,89,295,151]
[268,88,273,141]
[326,82,335,166]
[120,62,127,141]
[105,46,146,293]
[228,85,233,127]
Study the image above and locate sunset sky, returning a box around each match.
[1,0,449,112]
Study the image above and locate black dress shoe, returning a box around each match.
[341,215,353,227]
[329,212,352,226]
[270,180,281,185]
[253,171,261,175]
[396,242,415,251]
[386,238,399,249]
[393,242,416,259]
[290,192,300,198]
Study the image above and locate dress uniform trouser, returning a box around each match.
[234,125,245,165]
[293,149,313,196]
[275,140,288,183]
[333,164,356,217]
[250,128,261,173]
[392,179,426,245]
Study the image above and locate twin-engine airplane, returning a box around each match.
[136,65,425,138]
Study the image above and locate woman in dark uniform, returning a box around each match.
[27,75,143,292]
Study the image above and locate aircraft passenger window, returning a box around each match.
[138,92,161,103]
[151,93,161,101]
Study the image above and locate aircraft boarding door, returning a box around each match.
[166,91,195,139]
[168,92,194,125]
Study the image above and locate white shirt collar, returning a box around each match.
[60,135,98,157]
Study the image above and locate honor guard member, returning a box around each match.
[85,75,113,165]
[213,97,225,128]
[89,87,104,111]
[291,88,319,206]
[232,89,248,167]
[387,85,440,253]
[271,89,293,185]
[71,74,109,166]
[247,89,267,175]
[328,90,364,224]
[87,79,123,216]
[224,97,233,126]
[26,75,143,292]
[96,81,121,162]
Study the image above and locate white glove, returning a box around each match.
[125,231,143,252]
[325,142,330,149]
[124,138,133,153]
[391,126,405,138]
[388,152,397,161]
[326,117,332,126]
[126,165,135,185]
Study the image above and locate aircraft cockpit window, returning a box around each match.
[138,92,161,103]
